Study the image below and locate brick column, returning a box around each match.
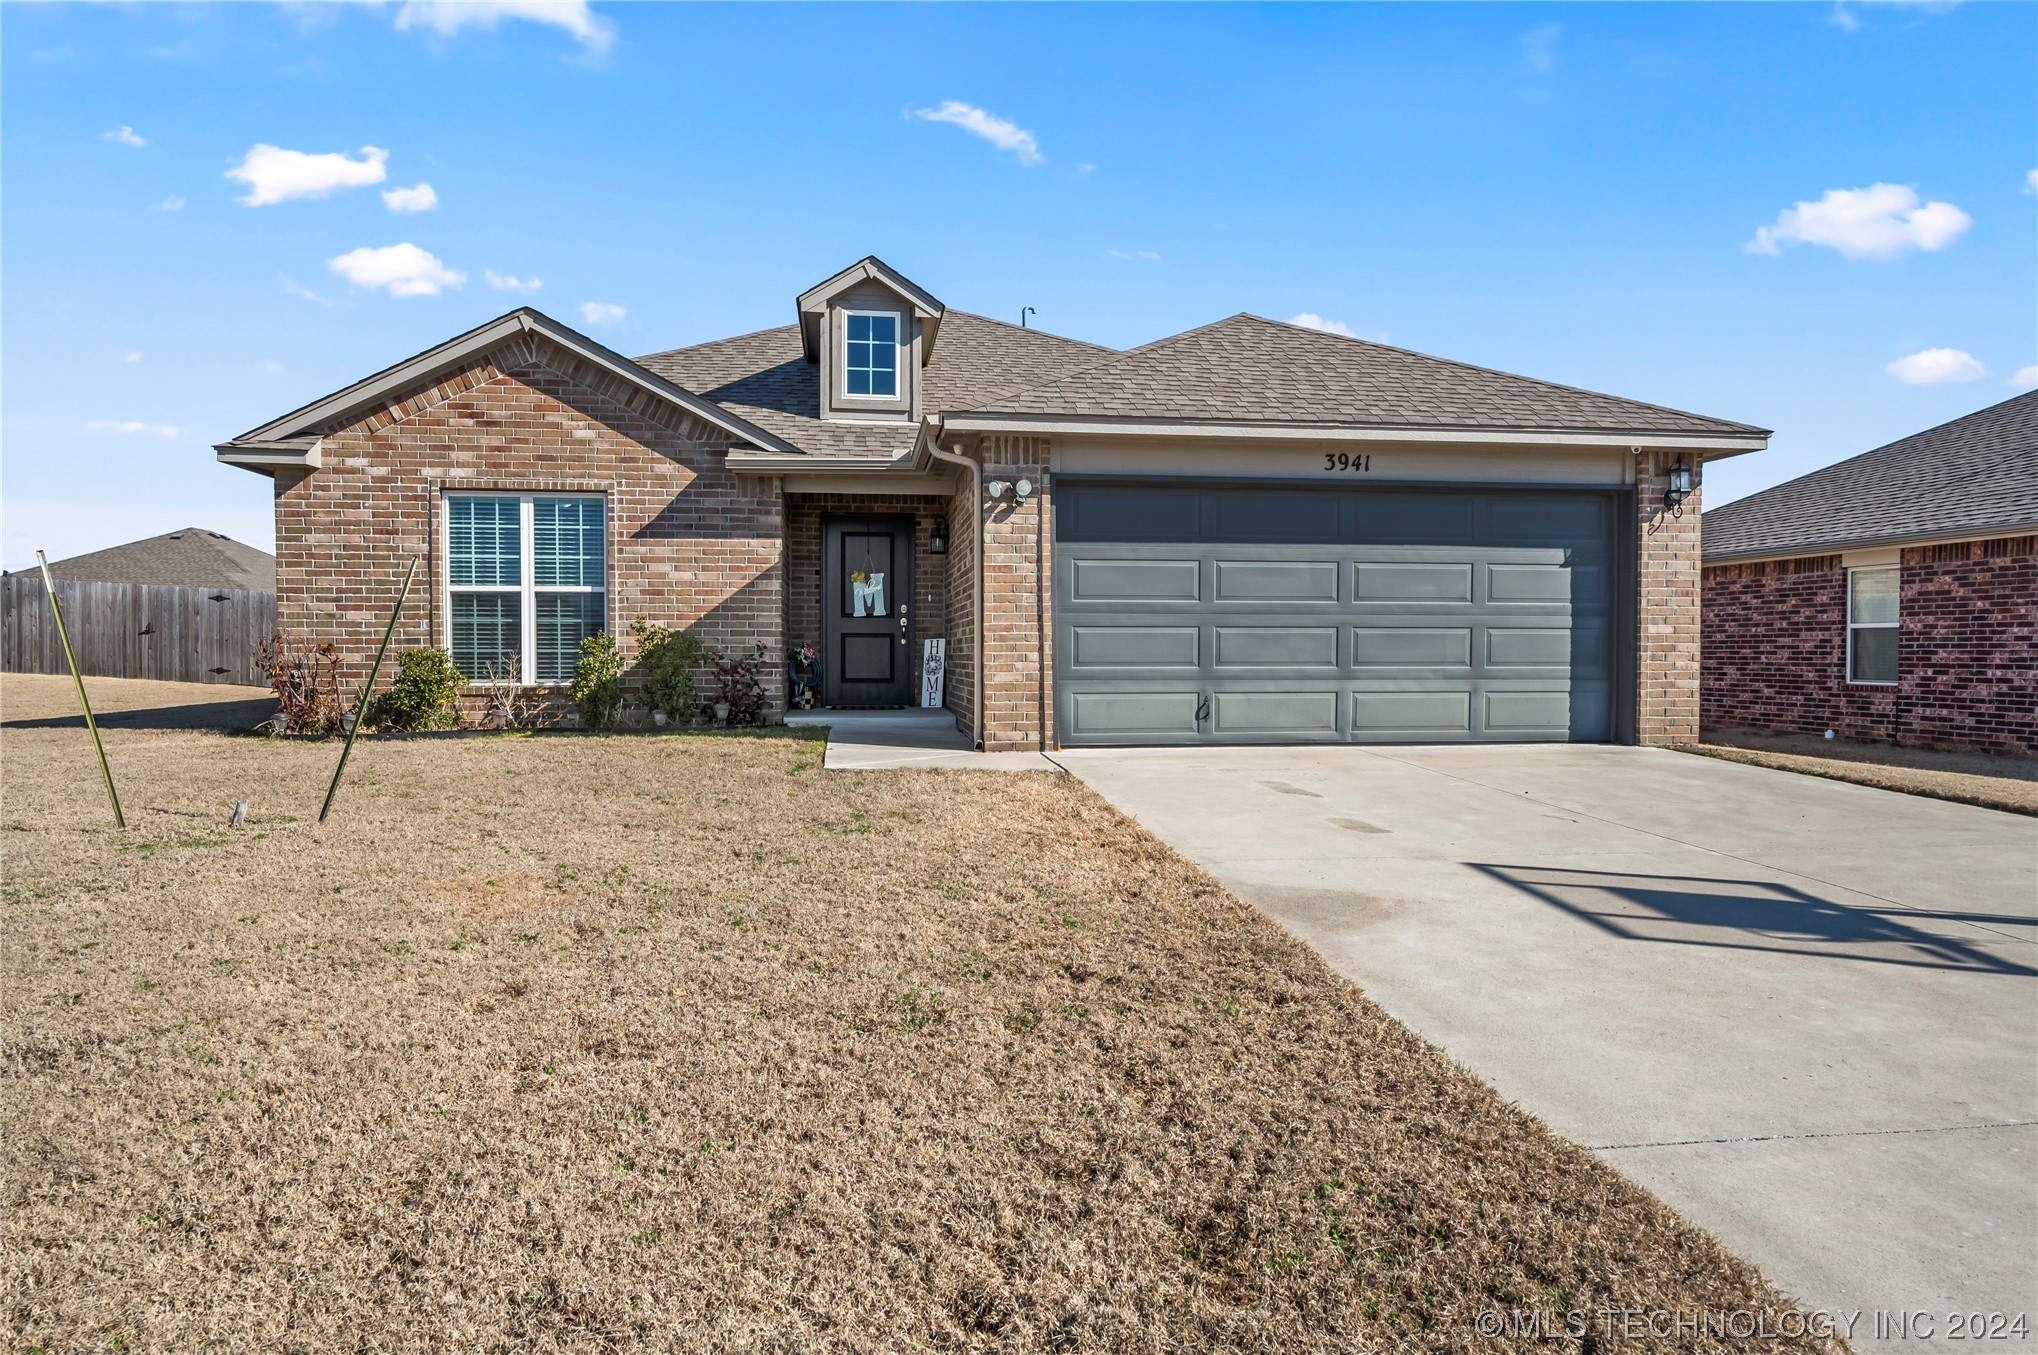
[978,435,1052,751]
[1636,450,1703,744]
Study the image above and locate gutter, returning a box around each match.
[938,413,1769,454]
[918,417,984,750]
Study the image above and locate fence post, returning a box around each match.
[319,557,418,824]
[36,552,124,829]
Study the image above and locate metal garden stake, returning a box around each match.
[36,551,124,828]
[319,556,418,824]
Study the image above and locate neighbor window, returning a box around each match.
[446,493,606,683]
[844,311,899,398]
[1846,566,1898,685]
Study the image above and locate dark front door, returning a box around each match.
[821,514,915,706]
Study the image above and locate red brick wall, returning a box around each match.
[943,482,978,738]
[976,435,1051,751]
[1702,535,2037,756]
[1636,451,1704,745]
[273,332,784,716]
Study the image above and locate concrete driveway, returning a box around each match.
[1054,742,2037,1353]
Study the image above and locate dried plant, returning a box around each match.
[479,656,536,730]
[254,634,343,736]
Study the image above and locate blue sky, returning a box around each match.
[4,0,2032,569]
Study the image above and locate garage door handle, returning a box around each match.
[1196,695,1210,724]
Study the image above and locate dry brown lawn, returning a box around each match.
[3,676,1841,1353]
[1693,726,2038,817]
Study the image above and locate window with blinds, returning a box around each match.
[445,493,606,682]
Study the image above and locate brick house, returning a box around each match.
[217,256,1767,750]
[1702,392,2037,756]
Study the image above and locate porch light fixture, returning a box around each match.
[1013,478,1035,503]
[929,516,949,555]
[986,480,1009,499]
[1664,457,1695,514]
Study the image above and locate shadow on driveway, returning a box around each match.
[1470,863,2037,977]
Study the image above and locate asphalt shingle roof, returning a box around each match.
[636,312,1113,459]
[32,529,276,591]
[962,314,1766,437]
[1702,392,2038,561]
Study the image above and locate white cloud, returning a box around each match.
[381,182,439,213]
[328,243,466,297]
[1107,249,1160,262]
[579,301,626,326]
[486,270,543,292]
[1745,183,1971,260]
[394,1,615,51]
[227,143,388,207]
[2011,365,2038,390]
[157,195,185,211]
[1519,24,1560,73]
[280,275,334,305]
[1885,347,1985,384]
[1289,313,1357,338]
[123,351,143,363]
[88,420,180,438]
[102,125,146,148]
[2025,168,2037,194]
[262,360,286,376]
[912,101,1042,166]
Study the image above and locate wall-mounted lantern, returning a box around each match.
[1664,457,1695,513]
[929,515,949,555]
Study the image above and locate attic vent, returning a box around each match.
[169,532,185,540]
[210,532,227,540]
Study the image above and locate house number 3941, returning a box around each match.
[1323,453,1372,472]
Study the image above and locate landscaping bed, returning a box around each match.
[3,675,1839,1352]
[1692,727,2038,817]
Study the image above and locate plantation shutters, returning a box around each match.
[445,493,607,682]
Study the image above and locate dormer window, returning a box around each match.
[844,311,899,398]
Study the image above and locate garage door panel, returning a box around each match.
[1056,485,1624,747]
[1350,689,1473,736]
[1213,490,1341,542]
[1067,691,1201,738]
[1069,558,1202,603]
[1213,626,1339,669]
[1353,561,1474,602]
[1068,625,1201,670]
[1352,626,1473,668]
[1215,560,1340,602]
[1212,690,1340,736]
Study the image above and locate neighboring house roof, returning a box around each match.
[30,529,276,591]
[636,311,1115,460]
[217,308,798,472]
[1703,392,2038,562]
[956,314,1768,440]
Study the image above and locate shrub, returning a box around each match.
[254,634,343,736]
[570,631,624,729]
[478,655,535,730]
[369,648,463,731]
[631,618,706,724]
[709,642,771,725]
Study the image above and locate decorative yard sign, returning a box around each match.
[921,638,945,709]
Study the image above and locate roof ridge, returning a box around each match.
[965,313,1253,409]
[1237,313,1770,436]
[943,309,1115,352]
[634,322,801,364]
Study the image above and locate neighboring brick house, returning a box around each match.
[217,256,1767,750]
[1702,393,2038,756]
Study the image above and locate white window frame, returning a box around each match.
[840,309,902,401]
[1845,565,1899,686]
[443,491,606,687]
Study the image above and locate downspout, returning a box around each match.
[921,419,985,750]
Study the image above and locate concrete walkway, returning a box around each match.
[1054,742,2038,1353]
[784,708,1055,771]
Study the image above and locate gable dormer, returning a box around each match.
[796,257,944,424]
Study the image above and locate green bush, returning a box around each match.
[370,647,463,731]
[631,618,706,724]
[570,631,624,729]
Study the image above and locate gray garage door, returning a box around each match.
[1054,482,1624,746]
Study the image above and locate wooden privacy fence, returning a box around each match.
[1,576,276,686]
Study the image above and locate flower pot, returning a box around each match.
[712,702,731,723]
[653,710,669,727]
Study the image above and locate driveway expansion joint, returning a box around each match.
[1588,1120,2038,1153]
